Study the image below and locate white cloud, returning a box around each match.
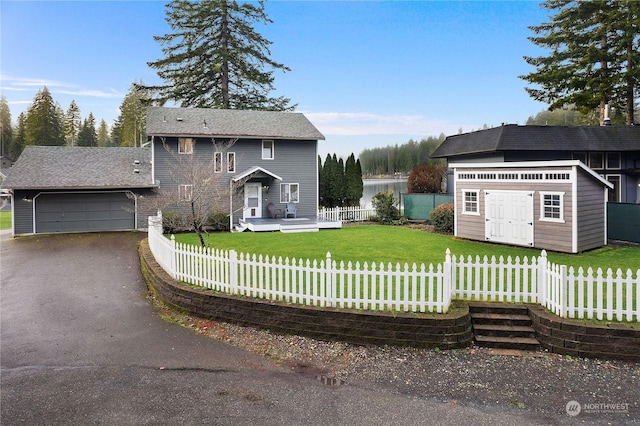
[304,111,460,137]
[57,88,123,99]
[1,75,123,99]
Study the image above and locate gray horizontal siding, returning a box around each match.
[13,192,34,235]
[576,172,606,252]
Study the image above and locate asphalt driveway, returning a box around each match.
[1,231,542,425]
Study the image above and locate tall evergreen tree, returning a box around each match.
[97,119,111,147]
[64,100,81,146]
[521,0,639,124]
[344,153,363,206]
[147,0,294,111]
[77,113,97,147]
[112,83,148,147]
[10,112,27,159]
[25,87,65,146]
[0,96,12,159]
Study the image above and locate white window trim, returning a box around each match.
[178,184,193,201]
[280,183,299,203]
[227,152,235,173]
[461,189,480,215]
[262,139,274,160]
[606,152,621,170]
[606,174,621,202]
[214,152,222,173]
[540,191,565,223]
[178,138,193,154]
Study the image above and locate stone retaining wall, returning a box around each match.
[139,239,472,349]
[528,304,640,362]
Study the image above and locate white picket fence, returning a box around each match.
[318,206,377,222]
[147,216,640,322]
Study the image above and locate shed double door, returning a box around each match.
[484,190,534,247]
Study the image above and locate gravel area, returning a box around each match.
[152,294,639,425]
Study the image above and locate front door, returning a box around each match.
[485,190,534,247]
[243,183,262,220]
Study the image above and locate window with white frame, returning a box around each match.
[178,184,193,201]
[280,183,299,203]
[178,138,193,154]
[214,152,222,173]
[262,140,274,160]
[227,152,235,173]
[462,190,479,215]
[540,192,564,222]
[589,152,604,169]
[606,152,621,170]
[606,175,621,202]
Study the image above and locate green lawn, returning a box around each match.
[0,211,11,230]
[174,225,640,272]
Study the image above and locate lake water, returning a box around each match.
[361,178,408,208]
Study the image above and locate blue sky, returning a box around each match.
[1,1,550,158]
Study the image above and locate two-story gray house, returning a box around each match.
[146,107,332,232]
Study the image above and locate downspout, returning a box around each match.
[229,178,233,231]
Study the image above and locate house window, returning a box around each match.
[178,138,193,154]
[227,152,235,173]
[588,152,604,170]
[606,152,621,170]
[540,192,564,222]
[573,152,587,165]
[606,175,621,202]
[262,140,274,160]
[280,183,299,203]
[214,152,222,173]
[462,190,479,215]
[178,184,193,201]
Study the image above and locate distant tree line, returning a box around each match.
[319,153,363,208]
[0,84,150,161]
[358,135,445,176]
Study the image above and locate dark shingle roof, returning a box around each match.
[1,146,155,190]
[432,125,640,158]
[146,107,325,140]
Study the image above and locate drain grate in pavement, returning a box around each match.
[317,375,345,386]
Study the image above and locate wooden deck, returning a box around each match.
[238,216,342,233]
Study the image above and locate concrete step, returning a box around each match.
[474,335,540,351]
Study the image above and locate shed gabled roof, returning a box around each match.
[432,125,640,158]
[146,107,325,140]
[1,146,155,190]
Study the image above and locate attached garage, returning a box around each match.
[451,161,613,253]
[1,146,156,236]
[34,192,135,233]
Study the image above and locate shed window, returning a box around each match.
[262,140,274,160]
[280,183,299,203]
[178,138,193,154]
[540,192,564,223]
[462,190,479,215]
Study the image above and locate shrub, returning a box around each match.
[206,212,230,232]
[407,164,447,193]
[430,202,454,233]
[371,191,401,224]
[162,211,185,234]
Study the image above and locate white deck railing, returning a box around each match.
[318,206,377,222]
[147,215,639,321]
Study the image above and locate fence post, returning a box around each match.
[325,252,335,308]
[559,264,567,318]
[229,250,238,295]
[443,248,452,313]
[169,234,176,279]
[538,250,547,306]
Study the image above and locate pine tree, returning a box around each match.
[113,83,148,147]
[0,96,12,159]
[344,153,363,206]
[147,0,294,111]
[97,119,111,147]
[64,100,81,146]
[10,113,27,159]
[521,0,639,124]
[25,87,65,146]
[77,113,97,147]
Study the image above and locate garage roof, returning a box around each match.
[1,146,155,190]
[146,107,325,140]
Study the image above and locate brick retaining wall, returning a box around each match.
[139,239,472,349]
[528,304,640,362]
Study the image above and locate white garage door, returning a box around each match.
[484,190,534,247]
[35,192,135,233]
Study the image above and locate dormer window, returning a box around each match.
[178,138,193,154]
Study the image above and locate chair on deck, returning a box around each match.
[285,202,297,218]
[267,202,277,219]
